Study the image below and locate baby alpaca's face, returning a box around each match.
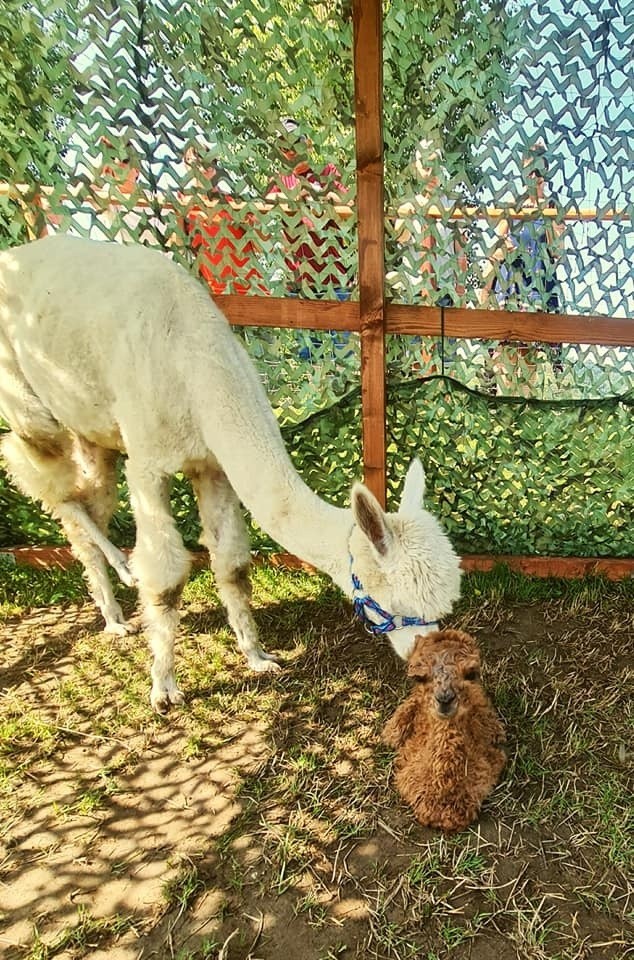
[407,632,481,719]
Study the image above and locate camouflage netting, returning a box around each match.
[291,377,634,559]
[0,0,632,558]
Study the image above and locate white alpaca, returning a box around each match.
[0,236,462,712]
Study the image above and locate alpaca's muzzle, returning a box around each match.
[435,688,458,717]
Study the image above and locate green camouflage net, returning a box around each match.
[0,0,632,558]
[289,377,634,558]
[383,0,634,402]
[0,0,358,296]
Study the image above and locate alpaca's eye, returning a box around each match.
[464,669,480,681]
[412,674,428,684]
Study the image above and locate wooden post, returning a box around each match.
[353,0,387,507]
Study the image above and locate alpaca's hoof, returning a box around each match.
[103,546,136,587]
[113,559,136,588]
[248,651,282,673]
[102,607,141,636]
[151,685,185,714]
[103,618,137,637]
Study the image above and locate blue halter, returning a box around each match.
[350,564,439,637]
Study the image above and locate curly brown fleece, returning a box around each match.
[382,629,506,833]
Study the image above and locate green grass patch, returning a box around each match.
[0,554,89,614]
[460,563,634,606]
[23,908,134,960]
[2,552,631,620]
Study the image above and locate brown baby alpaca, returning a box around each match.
[382,630,506,832]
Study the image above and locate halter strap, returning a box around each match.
[350,563,439,636]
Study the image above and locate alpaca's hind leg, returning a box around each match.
[126,459,192,712]
[69,439,134,588]
[189,466,280,672]
[1,433,132,634]
[56,507,133,635]
[57,501,134,587]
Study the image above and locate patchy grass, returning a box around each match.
[22,908,135,960]
[0,562,632,959]
[0,554,90,613]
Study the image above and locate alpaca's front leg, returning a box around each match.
[381,698,419,748]
[127,461,192,712]
[140,588,186,712]
[215,562,280,671]
[190,466,281,672]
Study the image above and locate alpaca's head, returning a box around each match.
[407,629,482,719]
[348,459,462,660]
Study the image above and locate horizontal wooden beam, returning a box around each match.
[220,294,358,331]
[385,304,634,347]
[3,547,632,581]
[220,296,633,347]
[461,554,634,581]
[394,202,632,223]
[2,182,630,223]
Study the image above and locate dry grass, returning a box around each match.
[0,562,632,959]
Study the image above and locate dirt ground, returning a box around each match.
[0,570,632,960]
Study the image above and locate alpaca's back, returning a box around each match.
[1,234,302,501]
[0,236,238,459]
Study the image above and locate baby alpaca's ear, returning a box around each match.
[407,633,435,678]
[407,663,429,682]
[407,661,430,682]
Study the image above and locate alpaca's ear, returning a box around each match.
[399,459,426,516]
[407,633,436,674]
[352,482,392,557]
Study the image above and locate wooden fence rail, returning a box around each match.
[220,296,633,347]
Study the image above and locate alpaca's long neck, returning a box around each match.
[194,324,354,590]
[250,472,352,586]
[224,457,352,589]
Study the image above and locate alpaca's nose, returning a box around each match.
[435,689,456,710]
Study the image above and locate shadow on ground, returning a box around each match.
[0,573,632,959]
